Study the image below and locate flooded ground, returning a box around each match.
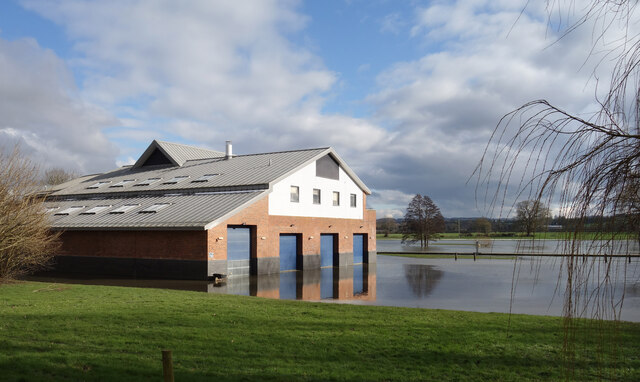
[377,238,640,254]
[27,255,640,322]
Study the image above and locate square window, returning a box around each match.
[350,194,357,208]
[80,205,112,215]
[313,189,321,205]
[139,203,171,213]
[54,206,84,215]
[109,204,140,214]
[192,174,218,183]
[333,191,340,206]
[109,179,136,188]
[290,186,299,202]
[86,181,110,189]
[163,175,189,184]
[135,178,161,186]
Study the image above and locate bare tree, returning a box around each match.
[0,147,60,282]
[401,194,445,247]
[43,167,76,186]
[516,200,550,236]
[472,217,492,235]
[475,0,640,377]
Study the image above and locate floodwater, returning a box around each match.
[377,238,640,255]
[27,255,640,322]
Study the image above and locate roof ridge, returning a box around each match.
[180,147,330,163]
[156,140,224,154]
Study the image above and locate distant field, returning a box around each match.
[377,232,636,240]
[1,281,638,381]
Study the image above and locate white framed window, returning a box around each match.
[86,181,110,189]
[313,189,321,205]
[54,206,85,215]
[80,205,112,215]
[290,186,299,202]
[109,179,136,188]
[109,204,140,214]
[139,203,171,214]
[350,193,357,208]
[163,175,189,184]
[135,178,161,186]
[333,191,340,206]
[192,174,218,183]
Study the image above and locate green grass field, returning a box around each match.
[1,281,639,381]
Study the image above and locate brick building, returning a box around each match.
[44,140,377,280]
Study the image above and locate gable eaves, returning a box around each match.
[132,140,182,168]
[267,148,371,195]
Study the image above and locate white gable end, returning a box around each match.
[268,160,363,219]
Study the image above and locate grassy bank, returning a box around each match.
[1,282,639,381]
[377,232,636,240]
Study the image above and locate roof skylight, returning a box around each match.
[86,181,111,189]
[192,174,218,183]
[135,178,161,186]
[54,206,85,215]
[163,175,189,184]
[139,203,171,214]
[109,179,136,188]
[80,205,112,215]
[109,204,140,214]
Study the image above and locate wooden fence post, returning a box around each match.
[162,350,174,382]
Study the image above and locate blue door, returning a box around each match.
[320,234,334,268]
[279,234,298,271]
[227,227,251,276]
[353,234,365,264]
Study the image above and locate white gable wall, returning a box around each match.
[268,161,364,219]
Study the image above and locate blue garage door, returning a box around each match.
[320,234,335,268]
[353,234,365,264]
[279,234,298,271]
[227,227,251,276]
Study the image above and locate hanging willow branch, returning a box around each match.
[475,0,640,378]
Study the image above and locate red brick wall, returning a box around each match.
[57,192,376,263]
[207,193,376,260]
[58,230,207,260]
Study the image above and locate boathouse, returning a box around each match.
[43,140,377,280]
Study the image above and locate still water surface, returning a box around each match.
[28,255,640,322]
[377,238,640,254]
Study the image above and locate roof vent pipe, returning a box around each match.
[225,140,232,159]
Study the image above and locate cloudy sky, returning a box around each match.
[0,0,618,218]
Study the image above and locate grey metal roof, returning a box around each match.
[51,147,333,197]
[45,190,267,230]
[132,140,225,168]
[46,141,372,230]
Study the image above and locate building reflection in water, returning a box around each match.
[209,264,377,302]
[26,264,376,302]
[403,264,443,298]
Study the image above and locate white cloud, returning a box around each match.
[21,0,388,158]
[360,0,622,217]
[0,37,117,174]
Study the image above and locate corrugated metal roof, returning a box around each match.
[44,190,266,230]
[46,141,372,230]
[132,140,225,168]
[52,148,330,197]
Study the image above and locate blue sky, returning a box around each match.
[0,0,615,218]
